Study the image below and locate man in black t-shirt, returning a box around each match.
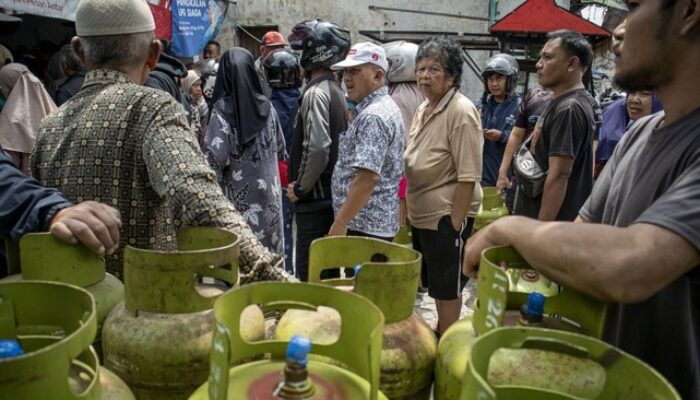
[516,87,554,140]
[515,31,596,221]
[465,7,700,398]
[497,87,553,211]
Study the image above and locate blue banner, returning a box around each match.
[172,0,227,57]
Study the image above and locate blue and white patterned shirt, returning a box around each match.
[332,86,404,237]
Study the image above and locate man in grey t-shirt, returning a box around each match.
[463,4,700,398]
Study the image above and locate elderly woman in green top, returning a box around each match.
[405,36,484,336]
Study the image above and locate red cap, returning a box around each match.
[261,31,286,47]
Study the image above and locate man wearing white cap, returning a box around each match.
[328,42,405,241]
[31,0,291,283]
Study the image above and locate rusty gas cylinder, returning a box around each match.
[0,280,134,400]
[2,233,124,356]
[276,237,433,399]
[434,246,608,400]
[102,228,264,399]
[188,282,388,400]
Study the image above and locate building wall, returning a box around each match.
[216,0,570,101]
[218,0,494,100]
[229,0,490,40]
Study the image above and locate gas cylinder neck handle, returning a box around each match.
[123,228,240,314]
[308,237,421,324]
[16,234,106,287]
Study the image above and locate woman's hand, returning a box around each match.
[450,214,463,232]
[328,221,348,237]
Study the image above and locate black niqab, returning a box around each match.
[212,48,271,145]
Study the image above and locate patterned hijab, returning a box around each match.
[0,63,57,154]
[212,48,270,145]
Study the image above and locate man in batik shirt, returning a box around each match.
[328,43,404,241]
[31,0,291,283]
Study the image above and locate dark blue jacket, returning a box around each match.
[0,149,72,276]
[480,94,521,187]
[270,88,301,156]
[55,72,86,106]
[144,54,193,124]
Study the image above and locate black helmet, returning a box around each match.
[482,53,519,93]
[263,49,302,89]
[288,19,351,71]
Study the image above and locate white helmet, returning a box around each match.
[382,41,419,83]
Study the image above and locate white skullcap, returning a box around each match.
[76,0,155,36]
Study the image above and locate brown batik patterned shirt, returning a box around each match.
[31,69,291,283]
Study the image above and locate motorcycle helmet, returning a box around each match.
[482,53,519,93]
[382,41,419,83]
[288,19,351,71]
[262,48,302,89]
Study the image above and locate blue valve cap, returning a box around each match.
[0,339,24,358]
[287,335,313,366]
[525,292,545,317]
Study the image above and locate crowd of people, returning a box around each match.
[0,0,698,397]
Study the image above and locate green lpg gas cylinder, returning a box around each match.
[472,187,554,295]
[434,246,608,400]
[506,268,557,295]
[276,237,434,400]
[392,224,413,248]
[0,280,134,400]
[474,187,509,233]
[3,233,124,356]
[102,228,264,400]
[189,281,388,400]
[460,327,681,399]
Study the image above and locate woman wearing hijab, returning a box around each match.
[203,48,285,255]
[0,63,56,174]
[595,90,663,177]
[182,70,209,120]
[181,69,209,145]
